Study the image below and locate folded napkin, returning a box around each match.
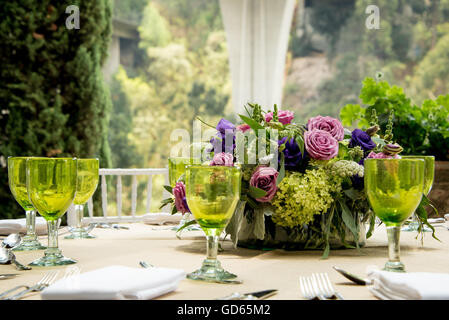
[41,265,185,300]
[0,217,48,236]
[367,269,449,300]
[142,212,183,225]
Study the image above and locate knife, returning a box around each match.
[333,266,372,286]
[217,289,278,300]
[0,274,18,280]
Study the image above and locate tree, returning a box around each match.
[0,0,112,219]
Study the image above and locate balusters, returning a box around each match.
[117,175,122,218]
[131,175,137,218]
[146,175,153,213]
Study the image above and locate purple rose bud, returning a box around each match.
[249,166,279,202]
[367,151,401,159]
[265,110,294,125]
[210,152,234,166]
[304,129,339,160]
[173,182,189,214]
[349,129,376,152]
[307,115,344,141]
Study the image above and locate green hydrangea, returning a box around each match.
[327,160,364,178]
[272,167,343,228]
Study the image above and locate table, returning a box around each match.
[1,222,449,300]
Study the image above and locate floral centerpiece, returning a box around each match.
[163,103,437,257]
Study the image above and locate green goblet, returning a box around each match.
[185,165,241,283]
[168,157,202,231]
[365,158,424,272]
[65,158,99,239]
[27,157,78,266]
[7,157,46,251]
[401,156,435,232]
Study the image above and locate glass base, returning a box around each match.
[171,215,202,232]
[186,259,241,284]
[383,261,405,272]
[13,238,46,251]
[64,229,96,239]
[401,222,433,232]
[29,249,77,267]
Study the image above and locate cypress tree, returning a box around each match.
[0,0,113,219]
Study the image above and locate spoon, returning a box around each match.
[333,266,372,286]
[0,248,10,264]
[8,252,31,271]
[1,234,22,249]
[139,261,242,284]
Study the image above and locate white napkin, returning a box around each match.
[367,269,449,300]
[41,265,185,300]
[0,217,48,235]
[142,212,183,225]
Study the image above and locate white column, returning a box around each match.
[219,0,296,113]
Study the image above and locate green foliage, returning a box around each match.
[138,2,172,50]
[340,77,449,160]
[0,0,112,219]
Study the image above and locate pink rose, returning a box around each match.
[210,152,234,166]
[265,110,295,125]
[236,123,251,133]
[307,115,344,141]
[367,152,401,159]
[173,182,189,214]
[304,129,339,160]
[249,166,279,202]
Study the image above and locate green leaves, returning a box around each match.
[163,185,173,194]
[248,186,267,199]
[239,114,264,132]
[276,153,285,186]
[415,194,440,242]
[338,198,359,250]
[340,104,365,127]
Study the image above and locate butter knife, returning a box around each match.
[0,274,18,280]
[218,289,278,300]
[333,266,372,286]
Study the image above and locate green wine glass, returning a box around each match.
[7,157,46,251]
[168,157,202,231]
[65,158,99,239]
[185,165,241,283]
[401,156,435,232]
[365,158,425,272]
[26,157,78,266]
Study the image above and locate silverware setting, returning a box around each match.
[300,273,344,300]
[0,234,32,270]
[1,270,59,300]
[333,266,372,286]
[96,223,130,230]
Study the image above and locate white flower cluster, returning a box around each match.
[328,160,364,178]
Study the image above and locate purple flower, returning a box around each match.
[349,129,376,152]
[304,129,339,160]
[250,166,279,202]
[278,137,305,170]
[265,110,295,125]
[367,151,401,159]
[210,118,236,154]
[307,115,344,141]
[173,182,189,214]
[236,123,251,133]
[210,152,234,166]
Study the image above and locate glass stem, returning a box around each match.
[75,204,84,229]
[206,235,219,261]
[46,220,59,253]
[386,226,401,263]
[24,210,37,241]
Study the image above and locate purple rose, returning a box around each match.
[304,129,339,160]
[278,137,305,170]
[265,110,295,125]
[349,129,376,152]
[307,115,344,141]
[210,152,234,166]
[173,182,189,214]
[210,118,236,154]
[249,166,279,202]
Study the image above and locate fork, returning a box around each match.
[4,271,59,300]
[299,276,325,300]
[312,273,344,300]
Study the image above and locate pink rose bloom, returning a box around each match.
[265,110,295,125]
[210,152,234,166]
[304,129,339,160]
[249,166,279,202]
[173,182,189,214]
[367,152,401,159]
[307,115,344,141]
[236,123,251,133]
